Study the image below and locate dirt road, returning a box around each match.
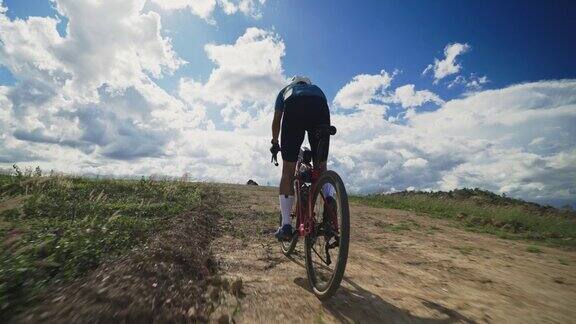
[214,184,576,323]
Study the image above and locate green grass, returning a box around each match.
[374,219,420,232]
[0,170,212,320]
[452,246,475,255]
[352,189,576,247]
[425,225,442,235]
[526,245,543,253]
[315,313,327,324]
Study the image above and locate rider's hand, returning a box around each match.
[270,142,281,155]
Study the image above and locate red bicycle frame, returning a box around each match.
[293,163,339,237]
[293,164,320,237]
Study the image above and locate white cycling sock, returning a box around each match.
[322,183,336,198]
[279,195,294,226]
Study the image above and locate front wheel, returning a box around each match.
[304,170,350,300]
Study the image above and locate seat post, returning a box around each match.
[314,133,328,168]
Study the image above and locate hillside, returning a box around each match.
[353,188,576,247]
[1,173,575,323]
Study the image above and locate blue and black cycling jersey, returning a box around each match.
[275,83,328,112]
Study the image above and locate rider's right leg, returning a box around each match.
[280,160,296,196]
[313,161,335,198]
[277,100,303,237]
[314,157,337,226]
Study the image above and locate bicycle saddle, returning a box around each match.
[314,125,337,138]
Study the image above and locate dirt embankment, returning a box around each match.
[14,208,226,323]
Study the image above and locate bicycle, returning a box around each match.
[271,125,350,300]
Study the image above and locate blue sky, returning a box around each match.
[0,0,575,206]
[3,0,574,98]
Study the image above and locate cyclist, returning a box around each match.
[271,76,336,241]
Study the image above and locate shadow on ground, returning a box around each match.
[288,254,475,324]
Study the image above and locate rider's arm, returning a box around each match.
[271,110,282,144]
[272,88,285,144]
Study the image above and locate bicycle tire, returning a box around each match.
[304,170,350,300]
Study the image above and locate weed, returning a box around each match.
[424,225,442,235]
[526,245,543,253]
[452,246,475,255]
[391,222,412,232]
[375,219,420,232]
[315,313,326,324]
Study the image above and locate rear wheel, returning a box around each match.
[304,170,350,300]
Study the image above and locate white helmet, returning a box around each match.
[290,75,311,85]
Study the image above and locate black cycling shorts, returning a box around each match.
[281,95,330,163]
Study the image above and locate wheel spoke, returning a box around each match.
[311,243,329,265]
[324,240,332,265]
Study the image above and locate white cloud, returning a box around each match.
[330,103,389,142]
[423,42,470,83]
[178,27,286,127]
[151,0,216,20]
[202,27,285,104]
[0,0,184,101]
[329,79,576,205]
[0,0,193,161]
[333,72,442,111]
[465,75,489,91]
[219,0,266,18]
[387,84,444,108]
[403,157,429,169]
[0,1,283,185]
[448,74,489,92]
[333,70,393,108]
[149,0,266,22]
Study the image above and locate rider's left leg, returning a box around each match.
[279,160,296,226]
